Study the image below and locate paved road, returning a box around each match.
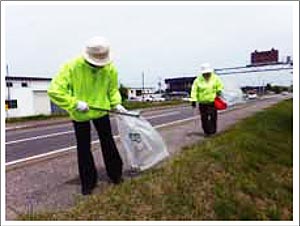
[5,105,194,163]
[5,95,289,163]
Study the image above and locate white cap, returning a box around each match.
[200,63,214,74]
[82,36,112,67]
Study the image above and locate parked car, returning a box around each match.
[144,96,153,102]
[128,94,166,102]
[182,97,190,102]
[247,93,257,99]
[153,97,165,102]
[128,97,143,102]
[151,94,166,102]
[163,91,189,101]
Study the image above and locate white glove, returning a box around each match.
[76,101,89,112]
[115,104,127,113]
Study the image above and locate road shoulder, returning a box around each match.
[5,96,290,220]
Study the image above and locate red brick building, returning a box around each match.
[251,48,279,65]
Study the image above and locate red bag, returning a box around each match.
[214,96,227,110]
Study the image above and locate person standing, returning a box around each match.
[48,36,126,195]
[190,63,224,136]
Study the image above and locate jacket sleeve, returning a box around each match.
[109,65,122,108]
[215,75,224,93]
[47,64,78,112]
[190,78,198,102]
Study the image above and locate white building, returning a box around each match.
[5,76,52,118]
[127,87,155,101]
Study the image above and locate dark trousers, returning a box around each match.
[199,103,217,135]
[73,115,123,191]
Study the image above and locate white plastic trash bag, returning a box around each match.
[116,112,169,171]
[221,76,245,107]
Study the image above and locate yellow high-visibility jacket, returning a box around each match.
[190,72,224,103]
[48,56,122,122]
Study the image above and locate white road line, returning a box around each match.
[5,145,78,167]
[6,122,73,134]
[154,115,199,129]
[5,131,74,145]
[6,115,198,167]
[5,138,115,168]
[6,111,181,133]
[143,111,179,119]
[5,103,250,167]
[141,106,189,116]
[5,111,180,145]
[5,106,189,131]
[6,98,285,168]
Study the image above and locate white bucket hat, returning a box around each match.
[200,63,214,74]
[82,36,112,67]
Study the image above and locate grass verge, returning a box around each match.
[19,99,293,220]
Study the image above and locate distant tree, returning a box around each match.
[272,86,282,94]
[283,87,289,92]
[266,83,272,91]
[119,84,128,101]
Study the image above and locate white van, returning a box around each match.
[151,94,166,102]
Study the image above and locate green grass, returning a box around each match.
[19,99,293,220]
[123,100,186,110]
[6,100,186,124]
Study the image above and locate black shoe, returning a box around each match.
[204,133,213,137]
[81,179,97,195]
[81,187,92,196]
[111,177,124,185]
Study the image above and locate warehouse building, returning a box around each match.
[5,76,57,118]
[164,77,194,93]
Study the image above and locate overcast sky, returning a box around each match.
[4,3,294,88]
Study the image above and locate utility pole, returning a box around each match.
[158,76,162,94]
[7,64,11,101]
[6,64,10,117]
[158,81,161,94]
[142,71,145,101]
[259,78,262,96]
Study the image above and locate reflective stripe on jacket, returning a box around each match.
[48,56,121,122]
